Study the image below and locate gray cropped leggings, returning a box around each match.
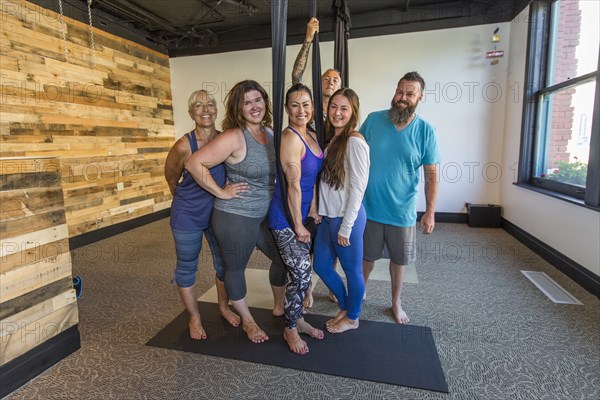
[211,208,287,301]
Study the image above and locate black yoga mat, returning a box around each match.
[147,302,448,393]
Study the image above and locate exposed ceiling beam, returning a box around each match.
[169,1,516,57]
[25,0,531,57]
[94,0,185,34]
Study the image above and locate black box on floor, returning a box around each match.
[467,203,502,228]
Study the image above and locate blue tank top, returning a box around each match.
[170,131,226,231]
[268,127,324,230]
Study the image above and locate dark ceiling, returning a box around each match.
[32,0,530,57]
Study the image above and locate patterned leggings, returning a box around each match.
[271,227,312,329]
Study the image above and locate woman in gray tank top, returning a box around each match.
[185,80,287,344]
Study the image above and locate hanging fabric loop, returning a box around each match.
[334,0,351,87]
[311,0,324,149]
[271,0,294,228]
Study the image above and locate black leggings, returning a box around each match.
[211,208,287,301]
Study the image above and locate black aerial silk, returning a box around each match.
[272,0,351,228]
[311,0,324,149]
[271,0,293,228]
[333,0,350,87]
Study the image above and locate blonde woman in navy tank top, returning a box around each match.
[165,90,240,340]
[184,81,287,344]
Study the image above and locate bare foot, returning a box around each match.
[189,317,207,340]
[303,292,314,309]
[242,322,269,343]
[272,285,285,317]
[327,291,338,303]
[297,318,324,340]
[327,316,359,333]
[326,310,347,327]
[392,303,410,324]
[301,292,313,315]
[283,328,309,355]
[219,306,241,327]
[272,305,284,317]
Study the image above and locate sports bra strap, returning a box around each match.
[287,126,322,155]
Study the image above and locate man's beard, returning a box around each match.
[388,100,416,125]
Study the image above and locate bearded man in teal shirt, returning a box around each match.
[359,71,440,324]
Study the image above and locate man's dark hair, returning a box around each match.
[400,71,425,91]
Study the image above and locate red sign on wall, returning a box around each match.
[486,50,504,58]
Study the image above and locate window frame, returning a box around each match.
[517,0,600,209]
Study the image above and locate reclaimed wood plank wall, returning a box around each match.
[0,1,175,237]
[0,157,78,366]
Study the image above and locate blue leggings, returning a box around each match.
[171,226,224,288]
[313,205,366,320]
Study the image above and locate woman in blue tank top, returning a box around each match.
[267,84,325,354]
[166,90,240,340]
[184,81,287,344]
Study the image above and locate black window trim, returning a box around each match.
[537,71,596,96]
[517,0,600,210]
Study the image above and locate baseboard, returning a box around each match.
[69,209,171,250]
[0,325,81,398]
[418,211,468,224]
[502,218,600,298]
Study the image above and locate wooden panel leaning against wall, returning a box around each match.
[0,0,175,237]
[0,157,78,366]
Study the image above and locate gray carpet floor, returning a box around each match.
[4,219,599,400]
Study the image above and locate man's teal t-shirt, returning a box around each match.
[359,110,440,227]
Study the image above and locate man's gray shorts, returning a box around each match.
[363,220,417,265]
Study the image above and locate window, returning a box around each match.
[519,0,599,208]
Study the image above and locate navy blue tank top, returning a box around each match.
[170,131,226,231]
[268,127,323,230]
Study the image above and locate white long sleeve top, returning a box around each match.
[318,136,370,238]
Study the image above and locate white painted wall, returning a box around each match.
[169,16,599,275]
[170,22,511,215]
[501,8,600,276]
[348,26,510,214]
[169,43,334,134]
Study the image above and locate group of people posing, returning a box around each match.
[165,20,440,356]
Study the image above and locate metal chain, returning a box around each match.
[57,0,69,62]
[87,0,96,68]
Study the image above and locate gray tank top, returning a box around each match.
[214,126,275,218]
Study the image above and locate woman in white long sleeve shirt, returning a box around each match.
[314,88,370,334]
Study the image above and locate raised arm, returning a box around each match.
[164,137,191,196]
[183,129,247,199]
[292,17,319,85]
[420,163,439,234]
